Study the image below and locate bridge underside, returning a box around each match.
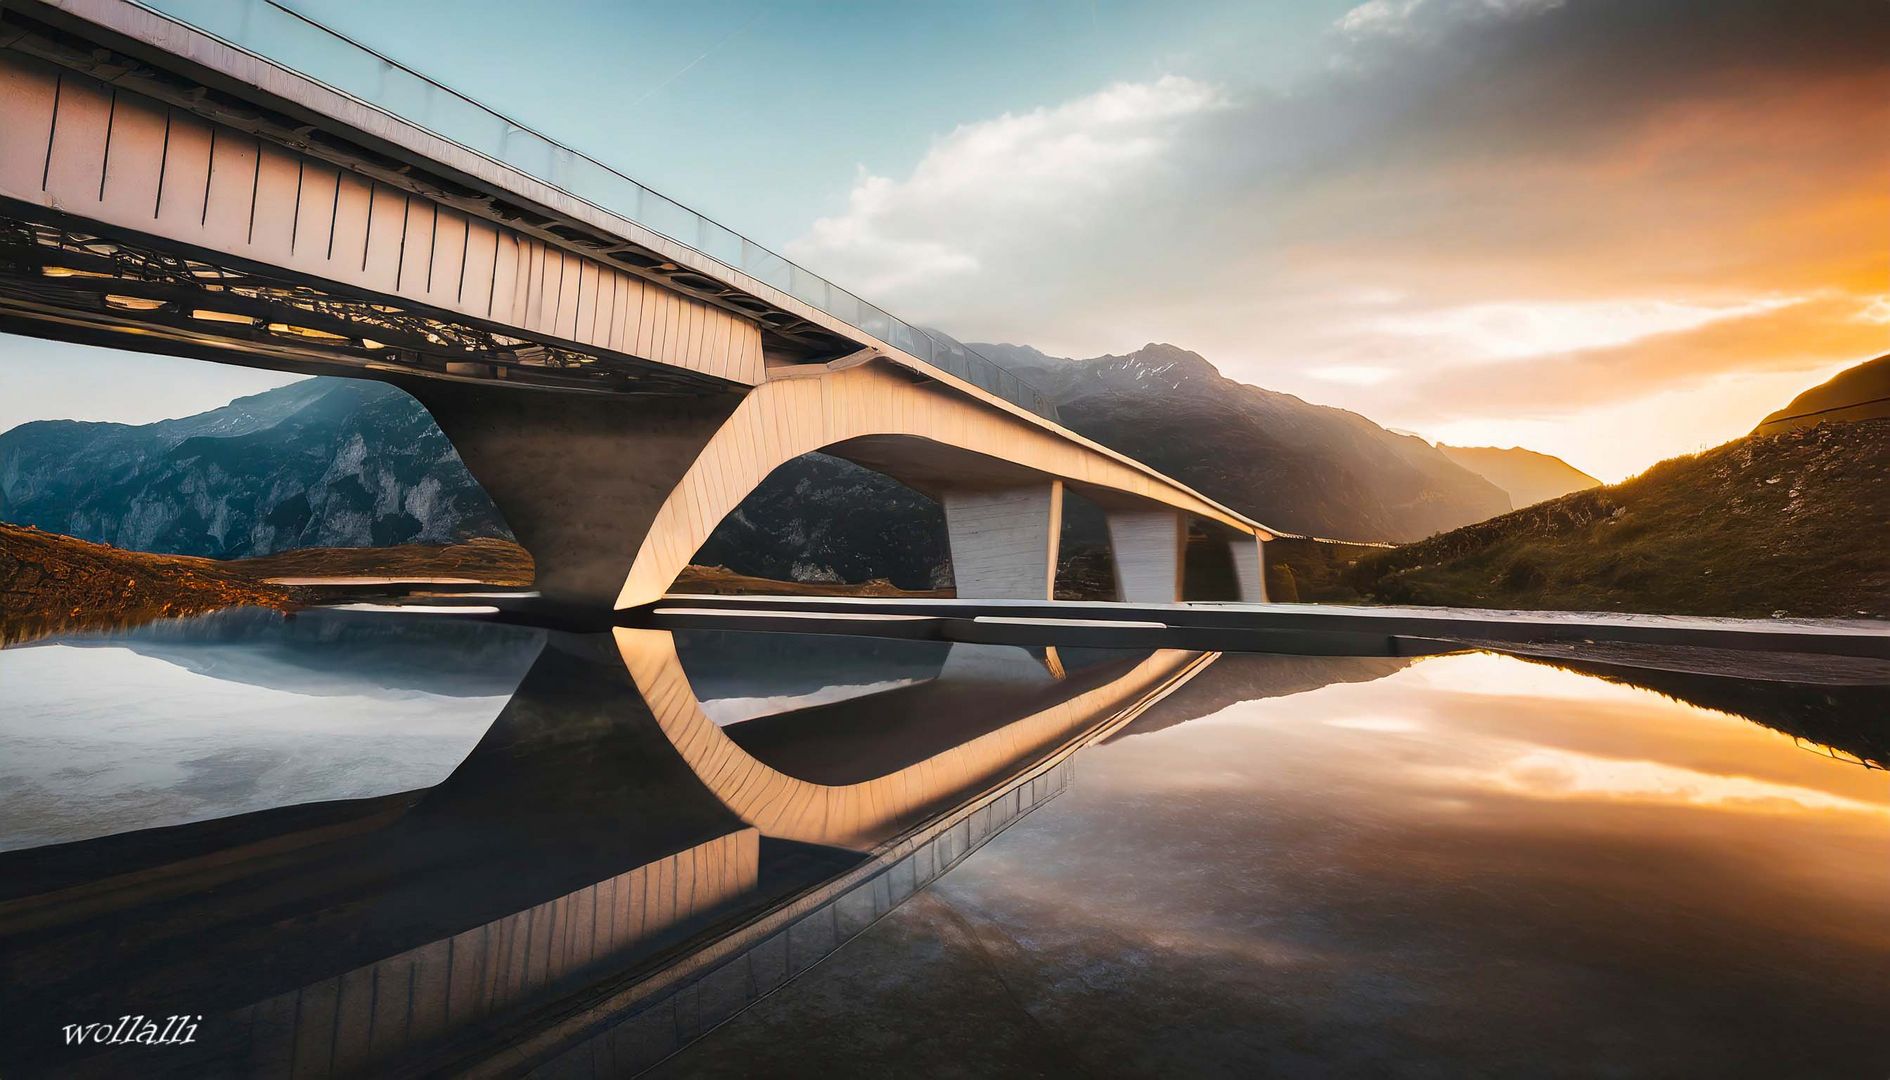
[0,19,1274,612]
[0,203,727,395]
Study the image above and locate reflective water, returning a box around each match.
[0,610,540,852]
[656,651,1890,1079]
[0,609,1162,1076]
[1,613,1884,1078]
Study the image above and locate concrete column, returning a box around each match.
[941,480,1062,600]
[1105,508,1186,603]
[397,377,743,611]
[1228,534,1269,603]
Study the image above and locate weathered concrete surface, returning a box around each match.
[942,482,1064,601]
[1105,509,1185,603]
[399,379,742,610]
[1228,535,1269,603]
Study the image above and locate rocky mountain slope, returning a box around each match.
[1350,418,1890,619]
[1436,444,1600,508]
[694,342,1514,584]
[693,452,948,590]
[0,378,508,558]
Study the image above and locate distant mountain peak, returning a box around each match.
[970,340,1510,542]
[1435,443,1600,509]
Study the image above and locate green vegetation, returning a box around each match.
[1266,537,1386,603]
[1350,419,1890,619]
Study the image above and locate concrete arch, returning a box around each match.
[615,627,1212,849]
[618,361,1266,608]
[2,7,1287,615]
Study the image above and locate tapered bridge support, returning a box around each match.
[398,378,742,612]
[1105,508,1186,603]
[1228,533,1270,603]
[941,481,1064,600]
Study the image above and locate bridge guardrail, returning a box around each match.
[133,0,1059,420]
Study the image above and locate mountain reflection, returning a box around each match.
[1500,649,1890,769]
[0,609,543,852]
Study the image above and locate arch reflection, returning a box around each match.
[0,619,1211,1078]
[621,628,1208,849]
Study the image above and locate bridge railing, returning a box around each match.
[132,0,1059,421]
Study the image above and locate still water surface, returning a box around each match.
[658,651,1890,1078]
[0,610,1884,1077]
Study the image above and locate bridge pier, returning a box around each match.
[1228,534,1270,603]
[398,379,742,612]
[1105,508,1187,603]
[941,481,1064,600]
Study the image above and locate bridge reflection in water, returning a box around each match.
[0,616,1208,1078]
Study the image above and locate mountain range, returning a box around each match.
[972,343,1512,542]
[0,379,507,558]
[2,342,1579,583]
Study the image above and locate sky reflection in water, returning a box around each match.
[0,616,539,852]
[662,650,1890,1079]
[3,611,1885,1077]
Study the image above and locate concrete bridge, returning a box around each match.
[0,0,1282,611]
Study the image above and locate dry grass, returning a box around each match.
[671,565,948,598]
[0,523,295,645]
[231,537,534,584]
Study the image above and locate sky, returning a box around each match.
[2,0,1885,481]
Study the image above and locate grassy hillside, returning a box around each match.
[1350,419,1890,619]
[1756,353,1890,433]
[1264,537,1388,603]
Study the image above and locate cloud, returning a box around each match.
[787,75,1224,297]
[1335,0,1565,42]
[1334,0,1428,38]
[1364,297,1805,364]
[788,0,1890,478]
[1381,294,1885,419]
